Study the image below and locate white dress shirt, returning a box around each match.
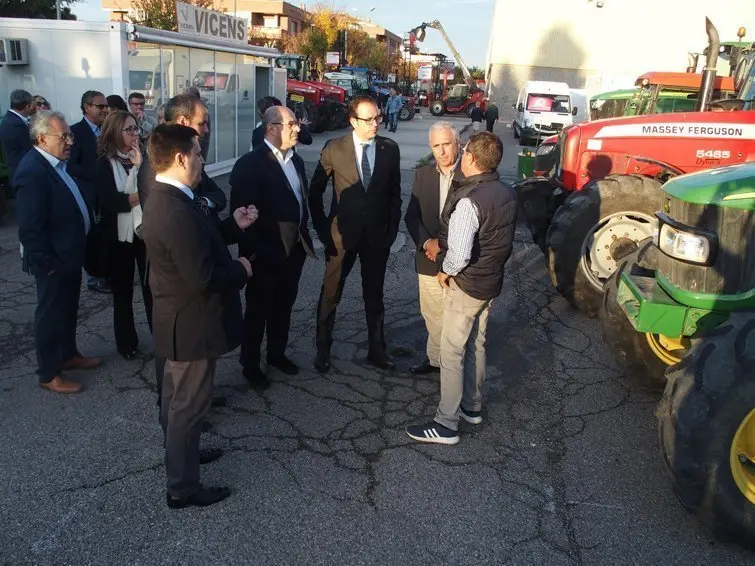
[442,198,480,276]
[352,131,376,186]
[155,174,195,200]
[265,138,303,219]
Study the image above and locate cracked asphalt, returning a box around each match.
[1,117,752,564]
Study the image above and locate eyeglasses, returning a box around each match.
[354,116,380,124]
[122,126,139,135]
[47,132,75,142]
[270,120,301,128]
[89,103,108,110]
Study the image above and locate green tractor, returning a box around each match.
[599,162,755,546]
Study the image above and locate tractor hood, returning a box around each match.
[663,162,755,211]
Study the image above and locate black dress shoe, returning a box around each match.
[410,359,440,374]
[120,348,138,360]
[367,352,395,371]
[199,448,223,464]
[243,367,270,389]
[314,353,330,373]
[267,355,299,375]
[166,485,231,509]
[211,395,227,408]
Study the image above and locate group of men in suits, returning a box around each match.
[230,94,402,386]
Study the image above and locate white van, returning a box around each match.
[512,81,577,146]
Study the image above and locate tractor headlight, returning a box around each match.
[535,143,555,156]
[656,213,717,266]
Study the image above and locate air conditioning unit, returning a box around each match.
[0,39,30,66]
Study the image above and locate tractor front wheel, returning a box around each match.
[599,238,687,389]
[658,311,755,548]
[545,174,661,318]
[430,100,445,116]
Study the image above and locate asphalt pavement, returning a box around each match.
[0,111,752,564]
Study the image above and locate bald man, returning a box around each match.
[229,106,315,388]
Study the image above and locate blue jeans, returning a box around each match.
[389,113,398,132]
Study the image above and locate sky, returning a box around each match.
[71,0,496,68]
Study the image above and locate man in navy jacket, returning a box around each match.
[14,111,103,394]
[0,89,33,188]
[69,90,111,294]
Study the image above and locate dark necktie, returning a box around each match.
[193,195,210,216]
[361,143,372,189]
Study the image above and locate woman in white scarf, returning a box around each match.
[95,110,150,360]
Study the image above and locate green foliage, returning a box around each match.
[130,0,219,32]
[0,0,78,19]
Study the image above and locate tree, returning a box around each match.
[130,0,220,32]
[0,0,78,19]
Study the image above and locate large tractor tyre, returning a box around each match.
[658,311,755,548]
[599,238,688,388]
[465,104,476,119]
[398,105,415,121]
[430,100,446,116]
[545,174,661,318]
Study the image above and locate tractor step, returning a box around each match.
[617,273,727,338]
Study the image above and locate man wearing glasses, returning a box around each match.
[230,105,315,388]
[14,111,103,394]
[128,92,157,152]
[69,90,112,294]
[309,94,402,373]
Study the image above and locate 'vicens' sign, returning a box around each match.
[176,2,248,44]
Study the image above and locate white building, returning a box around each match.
[485,0,755,114]
[0,18,285,175]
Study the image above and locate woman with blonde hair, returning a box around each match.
[96,110,151,359]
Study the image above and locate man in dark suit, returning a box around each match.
[230,105,316,387]
[69,90,111,294]
[308,94,402,372]
[141,123,257,508]
[250,96,312,151]
[138,94,227,409]
[14,111,103,394]
[0,89,33,188]
[404,121,463,375]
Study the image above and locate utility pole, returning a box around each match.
[56,0,61,19]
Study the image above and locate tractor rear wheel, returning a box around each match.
[599,238,688,389]
[398,106,415,121]
[658,311,755,548]
[430,100,445,116]
[545,174,661,318]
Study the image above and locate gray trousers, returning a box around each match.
[161,358,215,498]
[418,274,446,367]
[434,280,491,431]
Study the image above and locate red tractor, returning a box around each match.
[515,17,755,317]
[429,84,486,117]
[409,20,487,117]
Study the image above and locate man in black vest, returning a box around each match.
[230,105,316,388]
[406,131,517,445]
[404,121,463,374]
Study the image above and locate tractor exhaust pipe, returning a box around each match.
[696,17,720,111]
[686,53,699,73]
